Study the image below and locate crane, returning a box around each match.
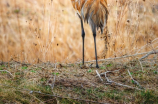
[71,0,108,68]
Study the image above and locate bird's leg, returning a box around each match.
[93,32,99,68]
[77,13,85,65]
[81,25,85,66]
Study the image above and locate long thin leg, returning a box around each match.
[93,33,99,68]
[77,13,85,65]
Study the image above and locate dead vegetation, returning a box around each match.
[0,0,158,63]
[0,56,158,103]
[0,0,158,103]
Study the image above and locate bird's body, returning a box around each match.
[71,0,108,68]
[71,0,108,33]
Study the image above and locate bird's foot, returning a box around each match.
[96,64,99,68]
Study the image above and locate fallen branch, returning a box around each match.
[76,50,157,63]
[136,58,144,72]
[51,75,56,89]
[96,70,103,82]
[0,70,14,78]
[127,69,143,89]
[97,69,142,90]
[100,69,121,76]
[139,50,158,61]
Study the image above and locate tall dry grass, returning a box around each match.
[0,0,158,63]
[106,0,158,58]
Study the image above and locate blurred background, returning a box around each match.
[0,0,158,63]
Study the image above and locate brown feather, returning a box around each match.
[71,0,108,34]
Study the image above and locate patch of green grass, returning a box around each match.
[86,88,93,95]
[43,85,51,93]
[73,88,82,95]
[22,66,28,70]
[36,67,42,70]
[1,65,5,67]
[14,78,23,85]
[40,78,47,82]
[101,66,106,70]
[0,67,2,70]
[15,91,31,104]
[0,87,39,104]
[72,87,107,100]
[136,70,143,73]
[131,80,135,84]
[130,72,134,75]
[87,69,92,73]
[0,65,5,71]
[30,70,36,73]
[52,72,60,75]
[107,64,112,67]
[59,98,82,104]
[15,72,21,75]
[135,90,158,103]
[106,90,122,100]
[6,80,13,84]
[97,92,106,100]
[153,70,157,74]
[1,71,7,74]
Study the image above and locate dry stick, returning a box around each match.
[1,50,157,68]
[51,74,56,89]
[0,70,14,78]
[139,50,158,61]
[138,59,144,72]
[79,50,157,63]
[96,70,103,82]
[127,69,142,89]
[100,69,121,76]
[98,69,142,90]
[136,41,158,54]
[46,74,56,90]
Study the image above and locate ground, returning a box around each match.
[0,58,158,104]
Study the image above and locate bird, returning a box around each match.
[71,0,109,68]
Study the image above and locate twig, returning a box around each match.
[127,69,143,89]
[51,74,56,89]
[138,59,144,72]
[139,50,158,61]
[46,74,56,90]
[96,70,103,82]
[100,69,121,76]
[106,71,142,90]
[0,70,14,78]
[99,69,142,90]
[76,50,157,63]
[104,71,113,83]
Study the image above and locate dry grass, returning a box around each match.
[0,0,157,63]
[0,0,158,103]
[0,59,158,103]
